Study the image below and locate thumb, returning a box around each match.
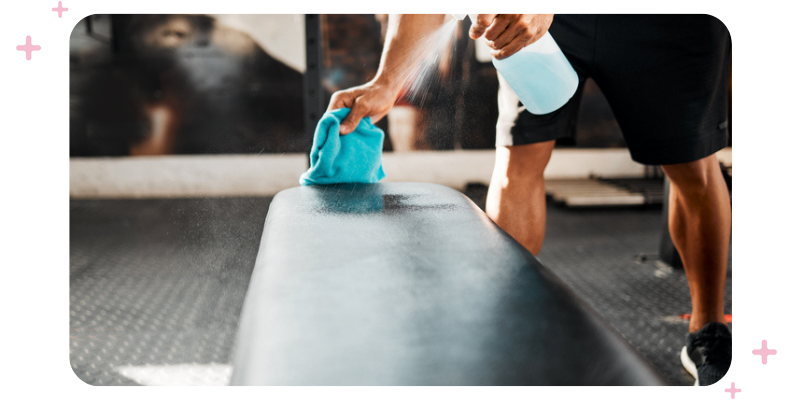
[339,101,368,135]
[469,14,497,39]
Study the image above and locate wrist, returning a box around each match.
[371,74,404,98]
[369,74,404,100]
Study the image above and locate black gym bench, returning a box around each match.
[230,182,664,385]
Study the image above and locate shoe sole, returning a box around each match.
[680,346,699,386]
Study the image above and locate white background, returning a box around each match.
[1,0,795,398]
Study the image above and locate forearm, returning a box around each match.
[327,14,448,133]
[374,14,448,95]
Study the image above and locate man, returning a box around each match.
[327,14,731,386]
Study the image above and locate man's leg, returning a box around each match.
[486,141,556,256]
[661,154,731,333]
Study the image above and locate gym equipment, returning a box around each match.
[230,182,664,385]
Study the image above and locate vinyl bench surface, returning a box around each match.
[230,182,664,385]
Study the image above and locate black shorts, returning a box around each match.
[496,14,731,165]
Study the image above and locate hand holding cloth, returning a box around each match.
[299,108,386,186]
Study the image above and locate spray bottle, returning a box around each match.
[453,14,579,115]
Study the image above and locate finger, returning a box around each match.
[528,26,547,43]
[339,99,369,135]
[327,91,353,113]
[469,14,497,39]
[491,33,528,60]
[489,20,525,50]
[483,15,511,42]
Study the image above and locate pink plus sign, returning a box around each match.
[16,36,41,60]
[752,339,777,364]
[725,382,741,399]
[52,2,68,18]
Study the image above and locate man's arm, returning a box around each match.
[328,14,447,134]
[327,14,554,134]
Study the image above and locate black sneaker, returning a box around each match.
[680,322,732,386]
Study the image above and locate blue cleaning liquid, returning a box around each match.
[491,31,579,115]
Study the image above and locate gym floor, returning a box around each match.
[69,184,732,386]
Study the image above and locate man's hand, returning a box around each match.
[327,80,401,135]
[327,14,448,135]
[468,14,554,60]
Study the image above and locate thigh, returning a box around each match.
[495,74,586,147]
[495,15,597,148]
[592,15,731,165]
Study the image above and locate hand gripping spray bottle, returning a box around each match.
[453,14,579,114]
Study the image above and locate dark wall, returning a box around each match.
[70,15,305,157]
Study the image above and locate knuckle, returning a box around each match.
[521,30,535,41]
[350,102,369,120]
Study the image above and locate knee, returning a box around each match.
[661,155,719,196]
[494,141,555,186]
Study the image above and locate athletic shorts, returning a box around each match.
[496,14,731,165]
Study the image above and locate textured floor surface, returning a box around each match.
[70,187,732,386]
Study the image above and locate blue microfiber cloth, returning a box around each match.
[299,108,386,186]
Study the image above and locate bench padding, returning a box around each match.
[230,183,664,385]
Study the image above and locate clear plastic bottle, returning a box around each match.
[454,14,579,115]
